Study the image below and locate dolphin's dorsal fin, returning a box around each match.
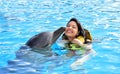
[52,27,65,44]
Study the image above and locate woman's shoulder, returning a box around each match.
[77,35,84,39]
[84,28,92,40]
[76,35,85,43]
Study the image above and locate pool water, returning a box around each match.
[0,0,120,74]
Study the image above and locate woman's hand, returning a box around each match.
[71,38,83,46]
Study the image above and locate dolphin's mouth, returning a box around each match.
[52,27,65,45]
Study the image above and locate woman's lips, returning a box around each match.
[66,30,73,33]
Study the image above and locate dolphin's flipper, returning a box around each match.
[25,27,65,49]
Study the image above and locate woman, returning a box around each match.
[62,18,92,56]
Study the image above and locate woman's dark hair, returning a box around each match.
[62,18,85,40]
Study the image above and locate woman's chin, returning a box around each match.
[65,34,75,38]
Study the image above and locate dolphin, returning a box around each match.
[25,27,65,50]
[16,27,65,57]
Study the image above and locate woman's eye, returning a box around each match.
[67,25,70,27]
[72,26,77,29]
[67,25,77,29]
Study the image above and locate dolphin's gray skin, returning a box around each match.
[25,27,65,49]
[16,27,65,57]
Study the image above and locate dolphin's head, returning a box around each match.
[51,27,65,44]
[25,27,65,49]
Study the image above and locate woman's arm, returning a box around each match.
[71,38,84,46]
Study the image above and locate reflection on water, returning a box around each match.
[1,48,88,74]
[0,0,120,74]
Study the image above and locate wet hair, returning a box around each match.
[62,18,85,40]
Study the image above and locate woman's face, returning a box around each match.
[65,21,78,38]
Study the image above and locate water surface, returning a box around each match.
[0,0,120,74]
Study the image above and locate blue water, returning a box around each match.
[0,0,120,74]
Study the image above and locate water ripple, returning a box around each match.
[0,0,120,74]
